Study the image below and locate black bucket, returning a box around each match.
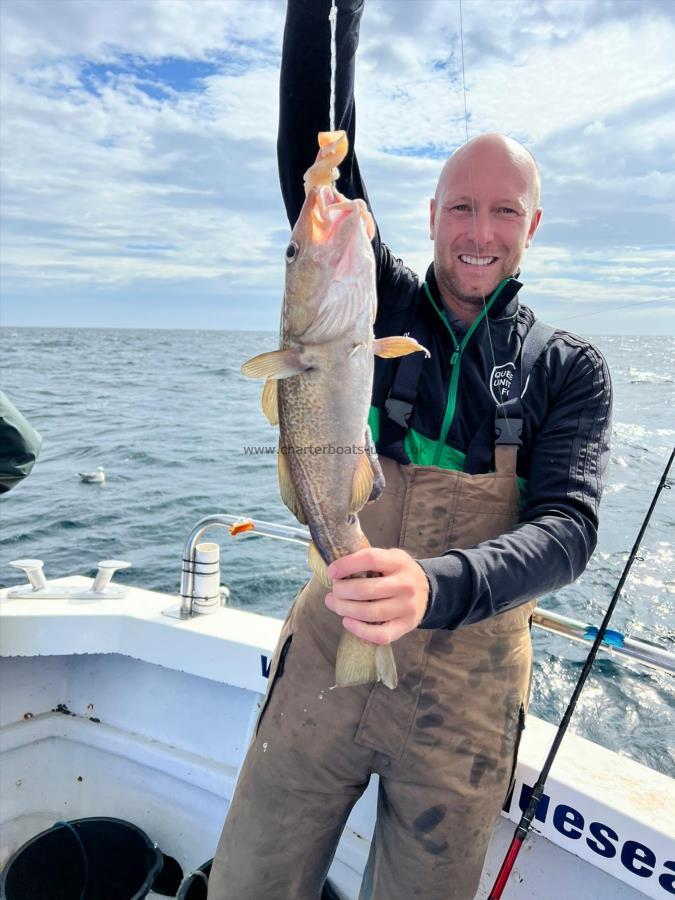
[174,862,343,900]
[175,859,212,900]
[0,817,163,900]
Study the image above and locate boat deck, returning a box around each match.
[1,576,672,898]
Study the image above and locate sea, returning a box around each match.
[1,328,673,778]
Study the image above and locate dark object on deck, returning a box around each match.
[151,852,184,896]
[176,859,212,900]
[0,817,163,900]
[322,878,344,899]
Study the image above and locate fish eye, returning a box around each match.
[285,241,298,263]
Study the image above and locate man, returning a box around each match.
[208,1,611,898]
[0,391,41,494]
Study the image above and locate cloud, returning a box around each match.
[0,0,673,334]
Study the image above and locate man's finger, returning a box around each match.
[327,547,399,580]
[326,595,398,623]
[329,574,399,602]
[341,616,401,645]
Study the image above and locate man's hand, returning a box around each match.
[325,548,430,645]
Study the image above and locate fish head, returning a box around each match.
[282,185,377,343]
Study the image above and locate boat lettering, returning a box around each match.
[261,654,272,678]
[514,782,675,893]
[587,821,619,857]
[660,863,675,894]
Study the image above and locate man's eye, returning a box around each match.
[285,241,298,263]
[498,207,517,215]
[451,204,471,213]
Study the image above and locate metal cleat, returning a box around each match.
[6,559,130,601]
[9,559,47,591]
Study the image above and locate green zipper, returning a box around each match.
[423,278,510,466]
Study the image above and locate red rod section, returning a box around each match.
[488,835,524,899]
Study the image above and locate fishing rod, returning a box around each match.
[488,445,674,899]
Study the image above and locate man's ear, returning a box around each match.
[429,198,436,240]
[526,208,542,248]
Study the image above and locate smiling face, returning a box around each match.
[429,134,542,323]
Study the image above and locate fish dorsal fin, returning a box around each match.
[372,336,429,359]
[261,378,279,426]
[351,450,374,513]
[278,452,307,525]
[308,541,331,588]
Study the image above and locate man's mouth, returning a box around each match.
[459,254,497,267]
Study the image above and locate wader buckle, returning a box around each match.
[495,416,523,447]
[384,397,414,428]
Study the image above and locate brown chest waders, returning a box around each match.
[208,445,535,900]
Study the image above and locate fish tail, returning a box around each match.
[375,643,398,690]
[334,632,398,690]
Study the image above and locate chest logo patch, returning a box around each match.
[490,362,516,404]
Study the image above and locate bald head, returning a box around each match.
[429,132,543,324]
[435,133,541,213]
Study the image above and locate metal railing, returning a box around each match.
[176,514,675,676]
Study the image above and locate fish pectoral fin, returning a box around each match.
[351,451,374,512]
[372,336,430,359]
[278,452,307,525]
[241,350,307,380]
[308,542,331,588]
[261,378,279,426]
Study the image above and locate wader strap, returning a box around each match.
[494,444,518,474]
[383,352,426,429]
[377,309,433,452]
[465,319,556,474]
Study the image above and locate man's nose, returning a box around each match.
[465,210,493,246]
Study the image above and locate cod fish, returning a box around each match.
[241,131,427,689]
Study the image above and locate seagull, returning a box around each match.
[78,466,106,484]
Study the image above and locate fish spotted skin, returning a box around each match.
[242,133,427,689]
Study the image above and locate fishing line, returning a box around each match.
[556,297,669,324]
[457,0,505,415]
[488,445,675,899]
[329,0,338,132]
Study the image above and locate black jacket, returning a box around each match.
[279,0,612,629]
[0,391,41,494]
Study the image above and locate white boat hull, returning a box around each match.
[1,577,672,898]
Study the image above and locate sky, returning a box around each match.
[1,0,673,335]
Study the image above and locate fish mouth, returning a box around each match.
[310,187,375,244]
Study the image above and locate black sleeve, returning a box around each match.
[0,391,42,493]
[418,345,613,628]
[279,0,369,227]
[278,0,420,308]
